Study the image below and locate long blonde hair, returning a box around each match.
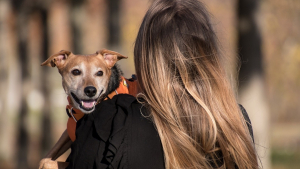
[134,0,258,168]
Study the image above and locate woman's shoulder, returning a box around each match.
[112,94,160,139]
[111,94,150,118]
[113,94,165,168]
[101,94,162,146]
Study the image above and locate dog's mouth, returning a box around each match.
[70,90,103,112]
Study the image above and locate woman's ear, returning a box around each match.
[96,49,128,69]
[41,50,72,68]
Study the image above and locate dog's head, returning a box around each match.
[41,49,127,113]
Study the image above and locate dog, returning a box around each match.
[41,49,127,113]
[39,49,137,169]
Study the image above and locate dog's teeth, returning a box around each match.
[81,101,83,106]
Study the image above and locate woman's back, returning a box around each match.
[66,94,254,169]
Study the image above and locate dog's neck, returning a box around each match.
[105,64,123,96]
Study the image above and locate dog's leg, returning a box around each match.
[44,129,71,160]
[52,136,72,160]
[39,130,71,169]
[39,158,69,169]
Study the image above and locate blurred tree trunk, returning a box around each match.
[70,0,106,54]
[9,1,34,169]
[0,1,21,168]
[13,2,30,168]
[40,8,54,159]
[237,0,270,168]
[70,0,84,54]
[26,10,44,168]
[107,0,121,50]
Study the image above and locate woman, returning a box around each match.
[66,0,259,168]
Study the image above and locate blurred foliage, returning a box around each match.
[272,149,300,169]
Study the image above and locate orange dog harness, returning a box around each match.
[66,76,138,142]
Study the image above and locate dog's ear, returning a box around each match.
[41,50,72,68]
[96,49,128,69]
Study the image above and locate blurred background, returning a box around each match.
[0,0,299,168]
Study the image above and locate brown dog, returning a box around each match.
[41,49,127,113]
[39,49,128,169]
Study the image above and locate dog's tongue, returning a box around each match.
[82,101,95,108]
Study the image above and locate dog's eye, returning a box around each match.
[72,69,81,76]
[96,71,103,76]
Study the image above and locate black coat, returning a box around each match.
[66,94,253,169]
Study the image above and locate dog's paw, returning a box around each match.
[39,158,69,169]
[39,158,53,169]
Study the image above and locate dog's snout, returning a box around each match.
[84,86,97,97]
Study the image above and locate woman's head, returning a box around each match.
[134,0,258,168]
[135,0,221,94]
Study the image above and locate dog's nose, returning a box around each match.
[84,86,97,97]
